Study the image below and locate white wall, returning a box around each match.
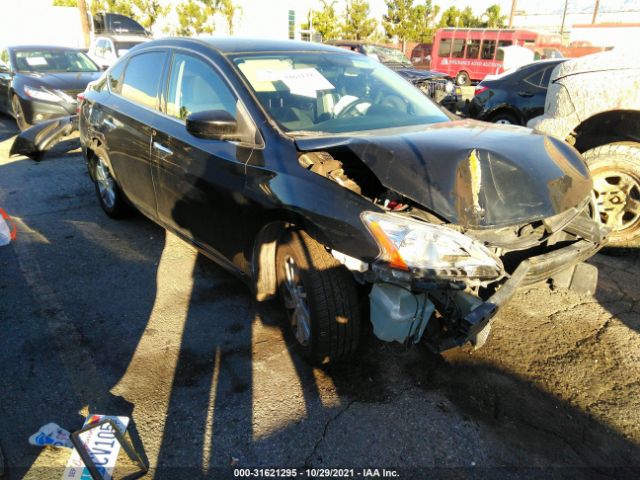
[0,0,85,48]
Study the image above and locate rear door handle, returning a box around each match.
[518,91,534,97]
[103,118,116,128]
[152,141,173,156]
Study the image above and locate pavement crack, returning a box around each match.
[304,399,357,467]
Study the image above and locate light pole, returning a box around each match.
[560,0,569,37]
[509,0,517,28]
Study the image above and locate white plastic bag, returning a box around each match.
[0,208,16,246]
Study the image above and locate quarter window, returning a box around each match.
[121,51,165,109]
[481,40,496,60]
[166,53,236,121]
[540,66,554,88]
[108,60,126,93]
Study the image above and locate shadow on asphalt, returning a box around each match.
[0,113,18,143]
[1,152,639,478]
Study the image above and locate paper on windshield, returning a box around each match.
[25,56,48,66]
[254,67,334,97]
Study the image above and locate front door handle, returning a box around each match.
[518,91,534,97]
[152,141,173,156]
[103,118,116,129]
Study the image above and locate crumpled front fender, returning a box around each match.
[10,115,78,160]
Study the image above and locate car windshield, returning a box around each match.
[363,45,412,67]
[13,49,99,73]
[230,51,448,135]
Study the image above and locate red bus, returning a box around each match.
[431,28,559,85]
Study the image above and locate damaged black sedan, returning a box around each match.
[79,38,607,364]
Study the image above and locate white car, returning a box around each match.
[528,49,640,246]
[88,34,149,69]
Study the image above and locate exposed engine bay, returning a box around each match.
[297,137,607,352]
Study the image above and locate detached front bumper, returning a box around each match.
[367,213,608,351]
[459,234,607,349]
[10,115,78,160]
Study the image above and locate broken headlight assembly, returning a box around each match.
[361,211,504,281]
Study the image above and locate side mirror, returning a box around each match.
[100,64,109,71]
[0,64,10,74]
[186,110,237,140]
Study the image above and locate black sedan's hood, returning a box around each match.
[390,67,448,82]
[295,120,592,229]
[18,71,100,92]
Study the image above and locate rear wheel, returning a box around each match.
[276,230,360,365]
[583,142,640,246]
[11,94,29,131]
[455,71,470,86]
[490,112,519,125]
[92,148,131,218]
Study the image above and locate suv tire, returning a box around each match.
[583,141,640,246]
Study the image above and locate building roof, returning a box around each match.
[573,23,640,28]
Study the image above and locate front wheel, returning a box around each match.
[11,94,29,131]
[276,230,360,365]
[583,142,640,246]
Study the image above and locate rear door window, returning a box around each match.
[524,68,544,87]
[539,66,554,88]
[121,51,166,109]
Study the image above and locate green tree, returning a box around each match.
[176,0,214,36]
[132,0,168,30]
[408,0,439,42]
[460,6,479,27]
[52,0,78,6]
[479,4,507,28]
[218,0,241,35]
[89,0,136,19]
[311,0,341,41]
[383,0,415,50]
[343,0,377,40]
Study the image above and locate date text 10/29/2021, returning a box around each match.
[233,468,401,478]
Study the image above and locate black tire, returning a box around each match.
[455,71,470,86]
[490,111,519,125]
[276,230,360,365]
[90,147,132,219]
[11,94,29,132]
[583,142,640,246]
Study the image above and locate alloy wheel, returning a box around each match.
[281,255,311,346]
[95,156,117,210]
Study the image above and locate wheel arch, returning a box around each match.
[571,109,640,153]
[251,216,338,302]
[487,106,523,125]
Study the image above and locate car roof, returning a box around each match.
[95,34,149,43]
[7,45,80,51]
[145,37,350,55]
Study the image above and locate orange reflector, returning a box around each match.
[369,221,408,270]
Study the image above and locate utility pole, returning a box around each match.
[592,0,600,24]
[508,0,517,28]
[560,0,569,37]
[77,0,91,48]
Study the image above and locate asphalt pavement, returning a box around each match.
[1,113,639,479]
